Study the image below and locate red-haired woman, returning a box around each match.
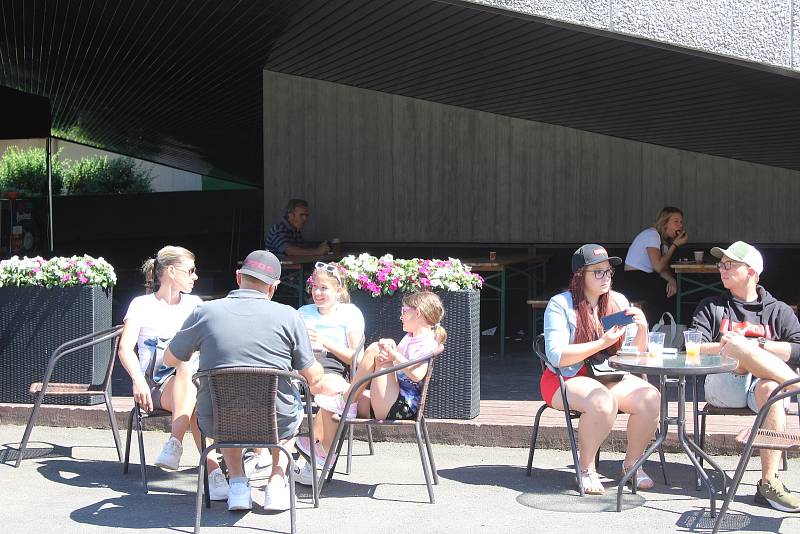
[542,244,660,495]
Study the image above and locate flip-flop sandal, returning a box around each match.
[622,464,654,490]
[580,468,606,495]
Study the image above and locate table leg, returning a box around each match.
[676,376,724,517]
[676,273,683,324]
[617,375,669,511]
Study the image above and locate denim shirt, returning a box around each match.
[543,290,631,377]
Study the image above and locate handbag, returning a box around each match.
[651,312,688,350]
[586,351,628,382]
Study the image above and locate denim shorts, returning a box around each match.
[704,372,788,413]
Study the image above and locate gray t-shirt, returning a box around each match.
[168,288,316,439]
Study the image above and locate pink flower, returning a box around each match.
[389,278,400,291]
[420,277,431,288]
[366,282,381,295]
[79,276,89,284]
[358,274,369,284]
[377,269,389,282]
[61,274,72,282]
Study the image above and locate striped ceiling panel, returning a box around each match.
[1,0,800,185]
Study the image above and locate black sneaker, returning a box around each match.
[755,477,800,512]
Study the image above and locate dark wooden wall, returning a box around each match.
[264,70,800,245]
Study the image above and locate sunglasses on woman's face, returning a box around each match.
[314,261,342,284]
[173,266,197,275]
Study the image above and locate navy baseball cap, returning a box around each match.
[571,244,621,273]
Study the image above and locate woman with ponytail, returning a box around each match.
[543,244,659,495]
[118,246,228,500]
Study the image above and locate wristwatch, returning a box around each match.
[757,337,767,350]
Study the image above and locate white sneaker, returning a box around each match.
[263,479,290,512]
[244,451,272,477]
[227,478,253,511]
[208,467,229,501]
[154,436,182,470]
[292,457,314,486]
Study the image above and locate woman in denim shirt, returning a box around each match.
[542,244,660,495]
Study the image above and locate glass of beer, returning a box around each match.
[648,332,665,359]
[684,330,702,362]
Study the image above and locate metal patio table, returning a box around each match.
[608,352,738,515]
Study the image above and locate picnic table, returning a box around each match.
[671,262,724,323]
[463,254,550,358]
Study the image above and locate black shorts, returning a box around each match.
[370,393,417,420]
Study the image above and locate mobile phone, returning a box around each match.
[601,310,634,331]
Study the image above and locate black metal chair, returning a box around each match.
[692,372,798,488]
[317,350,440,503]
[345,335,374,473]
[15,325,124,468]
[712,376,800,534]
[527,334,668,495]
[194,367,318,534]
[122,345,173,493]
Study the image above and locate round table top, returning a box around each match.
[608,352,738,376]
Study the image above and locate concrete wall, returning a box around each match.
[263,70,800,245]
[467,1,799,71]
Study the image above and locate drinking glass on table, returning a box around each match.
[648,331,665,359]
[684,330,702,362]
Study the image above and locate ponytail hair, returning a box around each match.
[141,245,195,293]
[402,291,447,346]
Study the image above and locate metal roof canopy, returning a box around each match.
[2,0,800,186]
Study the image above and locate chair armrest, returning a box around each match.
[343,352,437,409]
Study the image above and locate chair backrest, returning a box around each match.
[348,335,367,379]
[414,355,437,421]
[205,366,301,443]
[42,325,124,389]
[533,334,558,376]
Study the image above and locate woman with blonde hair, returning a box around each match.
[621,206,688,322]
[118,245,228,500]
[288,262,365,477]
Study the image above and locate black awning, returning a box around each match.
[1,0,800,184]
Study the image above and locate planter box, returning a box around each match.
[0,285,113,404]
[350,289,480,419]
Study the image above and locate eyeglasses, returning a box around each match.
[716,261,745,271]
[315,261,342,284]
[173,266,197,275]
[586,268,615,279]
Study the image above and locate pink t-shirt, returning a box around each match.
[396,332,439,363]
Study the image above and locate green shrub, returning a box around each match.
[0,146,64,197]
[63,155,154,194]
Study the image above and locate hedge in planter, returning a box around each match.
[0,256,116,404]
[340,254,483,419]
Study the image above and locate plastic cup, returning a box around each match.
[684,330,702,361]
[489,251,497,261]
[693,251,704,263]
[648,332,665,358]
[330,238,342,256]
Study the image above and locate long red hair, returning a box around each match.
[568,269,622,355]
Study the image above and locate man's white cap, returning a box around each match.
[710,241,763,275]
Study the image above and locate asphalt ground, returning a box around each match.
[2,424,799,534]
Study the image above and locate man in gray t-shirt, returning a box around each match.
[165,250,323,513]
